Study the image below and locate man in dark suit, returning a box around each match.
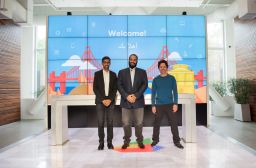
[93,56,117,150]
[117,54,148,149]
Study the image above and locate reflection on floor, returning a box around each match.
[0,119,46,150]
[0,127,255,168]
[209,116,256,150]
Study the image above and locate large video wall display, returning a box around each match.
[48,15,207,103]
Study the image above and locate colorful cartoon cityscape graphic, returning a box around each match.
[48,45,206,103]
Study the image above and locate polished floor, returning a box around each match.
[0,119,46,149]
[0,126,255,168]
[209,116,256,150]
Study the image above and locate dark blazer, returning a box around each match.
[117,67,148,109]
[93,70,118,105]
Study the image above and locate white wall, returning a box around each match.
[207,1,238,82]
[33,15,48,26]
[20,26,47,120]
[224,19,236,82]
[19,0,48,121]
[21,26,34,99]
[20,26,35,119]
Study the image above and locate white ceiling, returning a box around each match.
[40,0,204,8]
[33,0,236,16]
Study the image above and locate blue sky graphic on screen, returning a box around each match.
[48,15,207,103]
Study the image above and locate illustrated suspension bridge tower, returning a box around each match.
[146,46,176,80]
[82,46,102,83]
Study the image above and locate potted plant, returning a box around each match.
[228,78,251,121]
[209,81,233,116]
[212,81,227,97]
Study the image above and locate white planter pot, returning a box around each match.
[211,96,234,117]
[234,104,251,121]
[223,96,235,116]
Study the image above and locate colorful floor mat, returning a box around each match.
[114,138,163,153]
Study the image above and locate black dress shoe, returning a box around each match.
[174,143,184,149]
[98,143,104,150]
[121,143,129,149]
[138,143,145,149]
[107,143,114,149]
[151,141,158,147]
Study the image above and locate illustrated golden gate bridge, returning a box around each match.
[48,46,205,94]
[48,46,101,94]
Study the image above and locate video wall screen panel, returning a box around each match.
[48,15,207,103]
[48,16,87,37]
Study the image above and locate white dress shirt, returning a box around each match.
[130,67,136,87]
[103,70,110,96]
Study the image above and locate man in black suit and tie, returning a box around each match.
[117,54,148,149]
[93,56,117,150]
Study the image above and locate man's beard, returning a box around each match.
[103,65,109,70]
[129,62,137,69]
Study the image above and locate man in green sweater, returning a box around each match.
[151,59,184,149]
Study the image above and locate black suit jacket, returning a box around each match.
[93,70,117,105]
[117,67,148,109]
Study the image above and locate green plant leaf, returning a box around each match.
[227,78,250,104]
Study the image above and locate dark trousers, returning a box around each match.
[152,104,180,144]
[96,103,114,144]
[122,108,144,144]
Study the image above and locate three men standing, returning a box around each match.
[117,54,148,149]
[93,56,117,150]
[93,56,183,150]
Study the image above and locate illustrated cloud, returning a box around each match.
[79,61,97,70]
[62,55,97,70]
[62,55,82,66]
[168,52,183,61]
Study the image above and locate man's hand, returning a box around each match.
[131,94,136,102]
[173,104,178,113]
[126,94,136,103]
[105,99,112,106]
[102,99,112,107]
[152,106,156,114]
[102,100,107,106]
